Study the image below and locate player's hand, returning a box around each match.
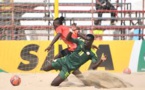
[101,54,107,62]
[45,46,52,52]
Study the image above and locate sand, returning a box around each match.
[0,71,145,90]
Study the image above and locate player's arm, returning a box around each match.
[66,31,74,42]
[92,45,99,50]
[89,54,107,70]
[67,31,83,45]
[45,33,61,52]
[77,32,89,40]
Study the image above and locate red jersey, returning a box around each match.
[56,25,77,51]
[72,30,78,39]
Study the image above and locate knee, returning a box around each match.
[41,64,52,71]
[41,66,49,71]
[51,82,59,86]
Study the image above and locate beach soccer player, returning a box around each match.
[45,16,87,59]
[42,31,107,86]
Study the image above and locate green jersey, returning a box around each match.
[63,39,98,70]
[51,38,98,79]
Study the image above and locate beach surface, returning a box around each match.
[0,71,145,90]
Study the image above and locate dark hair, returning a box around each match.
[94,19,100,25]
[76,27,80,30]
[71,23,77,26]
[54,16,65,25]
[87,34,94,40]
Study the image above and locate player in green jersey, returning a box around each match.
[42,31,107,86]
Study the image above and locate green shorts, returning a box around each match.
[52,58,73,79]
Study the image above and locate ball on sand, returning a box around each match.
[123,68,131,74]
[10,75,21,86]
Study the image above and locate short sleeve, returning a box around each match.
[56,27,63,34]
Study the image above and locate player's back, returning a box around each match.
[56,25,77,51]
[56,25,69,40]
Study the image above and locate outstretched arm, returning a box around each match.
[92,45,99,50]
[45,33,61,52]
[88,60,103,70]
[89,55,107,70]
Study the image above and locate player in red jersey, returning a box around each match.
[44,17,103,84]
[45,16,87,59]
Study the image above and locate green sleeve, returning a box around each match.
[71,38,83,45]
[91,52,98,63]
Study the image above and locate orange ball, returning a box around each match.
[10,75,21,86]
[123,68,131,74]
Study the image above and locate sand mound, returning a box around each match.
[82,70,133,88]
[61,70,133,88]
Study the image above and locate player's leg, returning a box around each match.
[51,66,70,86]
[42,60,68,86]
[72,69,82,75]
[42,58,62,71]
[95,4,102,25]
[53,48,72,80]
[54,52,63,59]
[54,48,71,59]
[108,4,116,24]
[97,12,102,25]
[41,61,54,71]
[61,48,72,56]
[51,74,65,86]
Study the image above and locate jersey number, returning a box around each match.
[78,51,84,56]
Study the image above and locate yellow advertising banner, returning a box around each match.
[0,40,134,73]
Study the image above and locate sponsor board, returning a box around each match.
[0,41,134,72]
[138,41,145,72]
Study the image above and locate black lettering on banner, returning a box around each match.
[41,44,63,70]
[59,44,63,52]
[18,44,39,71]
[96,45,114,70]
